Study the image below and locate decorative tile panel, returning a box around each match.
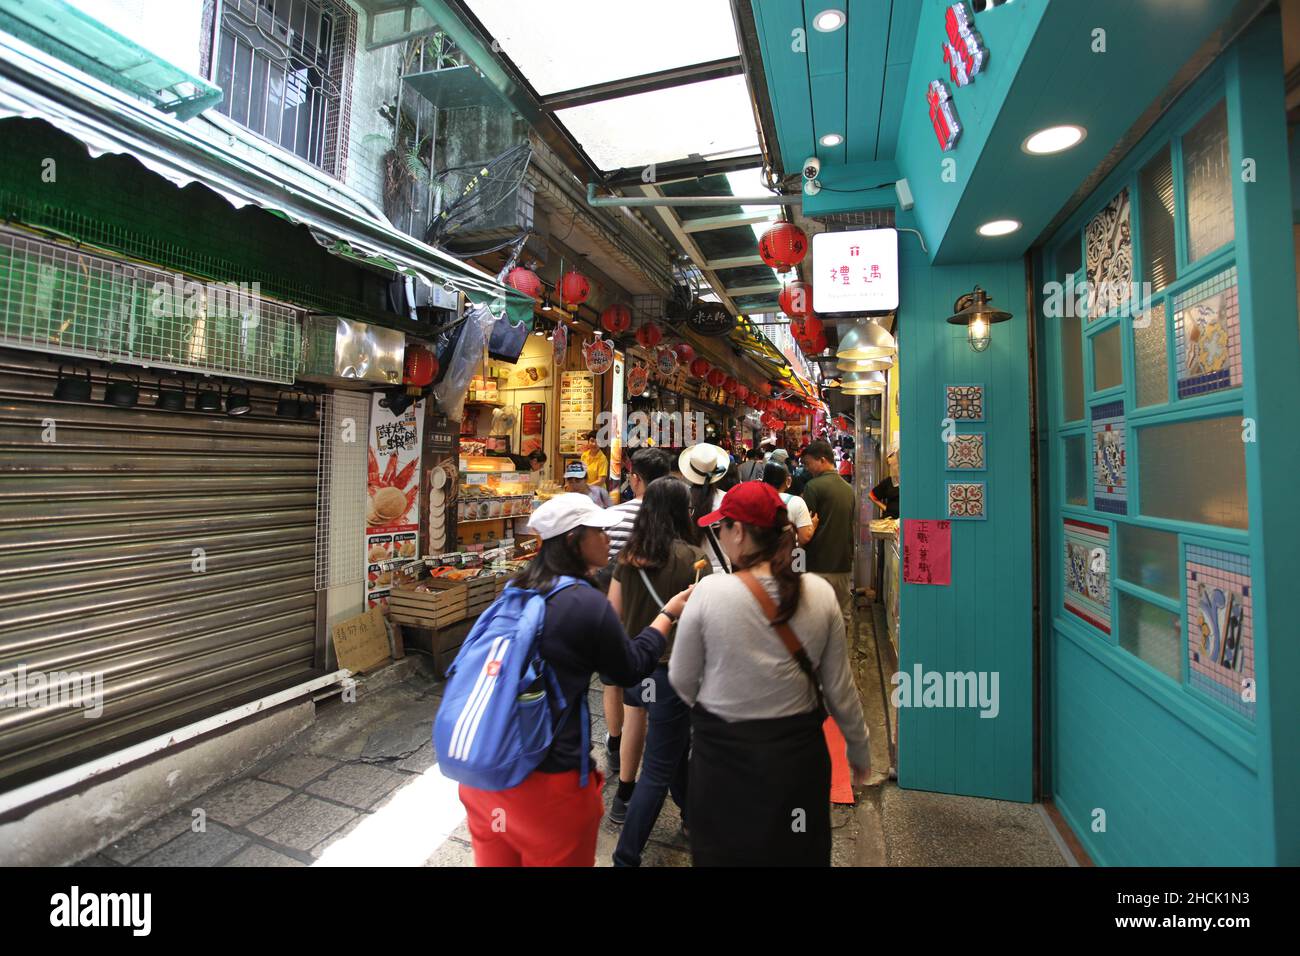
[1091,399,1127,515]
[946,481,985,520]
[1085,188,1132,320]
[1186,545,1254,721]
[1173,267,1241,399]
[946,433,985,471]
[1064,518,1110,634]
[945,383,984,422]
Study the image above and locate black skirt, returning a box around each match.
[687,703,831,867]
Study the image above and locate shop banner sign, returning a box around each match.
[903,519,951,586]
[686,303,736,337]
[812,229,899,313]
[366,394,423,610]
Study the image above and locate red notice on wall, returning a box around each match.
[903,519,952,586]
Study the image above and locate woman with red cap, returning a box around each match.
[668,481,871,866]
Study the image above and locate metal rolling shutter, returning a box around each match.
[0,351,321,790]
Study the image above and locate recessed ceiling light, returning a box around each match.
[1022,124,1087,155]
[977,219,1022,237]
[813,9,846,32]
[819,133,844,147]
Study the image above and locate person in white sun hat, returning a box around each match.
[455,492,696,867]
[679,443,732,574]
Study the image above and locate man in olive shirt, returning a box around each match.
[800,439,857,644]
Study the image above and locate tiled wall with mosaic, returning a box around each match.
[1049,92,1253,726]
[943,384,987,519]
[1186,545,1254,721]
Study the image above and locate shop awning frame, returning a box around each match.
[0,29,525,310]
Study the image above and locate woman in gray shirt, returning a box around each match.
[669,481,870,866]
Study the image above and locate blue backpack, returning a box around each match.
[433,577,591,791]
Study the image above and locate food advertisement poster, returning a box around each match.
[366,394,424,610]
[521,402,545,456]
[560,371,594,456]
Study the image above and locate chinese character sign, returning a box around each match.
[812,229,899,313]
[903,519,952,586]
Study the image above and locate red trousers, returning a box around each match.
[459,769,605,867]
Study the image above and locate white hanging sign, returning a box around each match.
[812,229,899,313]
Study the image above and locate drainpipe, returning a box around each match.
[587,184,800,208]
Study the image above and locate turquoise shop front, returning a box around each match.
[750,0,1300,864]
[1034,14,1300,866]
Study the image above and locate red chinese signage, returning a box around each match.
[903,519,952,586]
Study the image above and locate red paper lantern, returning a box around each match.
[779,280,813,318]
[403,344,438,387]
[673,342,695,364]
[735,384,749,401]
[707,368,727,388]
[635,321,662,348]
[689,357,711,378]
[722,376,738,393]
[758,222,809,273]
[600,303,631,334]
[559,270,590,311]
[800,314,823,339]
[807,331,828,354]
[505,266,542,299]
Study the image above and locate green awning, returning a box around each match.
[0,25,525,311]
[0,0,222,120]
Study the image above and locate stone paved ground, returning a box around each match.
[74,596,1066,868]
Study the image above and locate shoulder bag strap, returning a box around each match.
[735,571,824,711]
[703,526,731,573]
[637,566,667,608]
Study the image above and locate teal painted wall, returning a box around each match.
[1039,13,1300,865]
[896,229,1034,802]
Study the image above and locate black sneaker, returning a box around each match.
[609,795,628,826]
[604,733,620,775]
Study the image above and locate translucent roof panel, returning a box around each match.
[555,74,759,171]
[464,0,739,95]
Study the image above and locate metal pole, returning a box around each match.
[586,184,800,208]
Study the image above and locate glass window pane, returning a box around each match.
[1134,301,1168,407]
[464,0,739,95]
[1061,314,1084,422]
[1183,100,1235,262]
[1117,524,1179,599]
[1138,416,1248,528]
[1065,434,1088,506]
[1139,146,1177,293]
[230,36,253,126]
[1092,323,1123,391]
[1118,591,1183,682]
[554,75,760,170]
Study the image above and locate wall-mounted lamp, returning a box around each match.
[946,285,1012,352]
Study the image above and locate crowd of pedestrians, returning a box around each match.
[446,436,869,867]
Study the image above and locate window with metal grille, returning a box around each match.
[213,0,355,176]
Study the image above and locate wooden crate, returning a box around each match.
[388,582,467,629]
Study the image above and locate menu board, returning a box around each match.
[365,394,424,611]
[559,371,595,455]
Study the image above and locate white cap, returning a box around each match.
[525,492,622,540]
